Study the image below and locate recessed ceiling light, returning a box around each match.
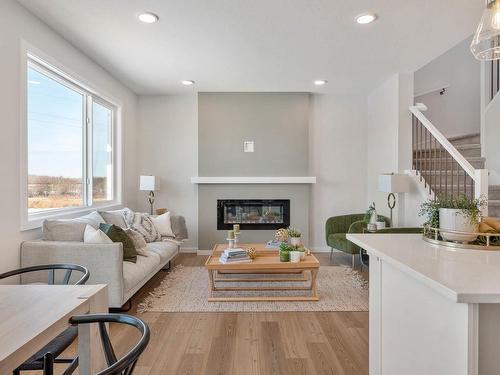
[181,80,195,86]
[356,13,377,24]
[138,12,159,24]
[314,80,328,86]
[28,80,40,85]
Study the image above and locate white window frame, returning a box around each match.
[21,50,122,230]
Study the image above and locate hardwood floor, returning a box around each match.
[47,253,369,375]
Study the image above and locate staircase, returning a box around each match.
[412,126,500,217]
[410,104,490,216]
[447,134,500,218]
[409,50,500,218]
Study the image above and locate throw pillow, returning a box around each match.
[80,211,106,228]
[43,220,87,242]
[129,212,162,243]
[151,211,175,237]
[83,225,113,244]
[99,208,133,229]
[125,228,149,257]
[43,211,106,241]
[99,223,137,263]
[122,208,135,227]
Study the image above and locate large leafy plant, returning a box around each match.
[419,194,487,228]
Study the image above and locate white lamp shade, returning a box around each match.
[140,175,160,191]
[378,173,409,193]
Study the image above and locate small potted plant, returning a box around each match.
[279,242,292,262]
[364,203,378,231]
[295,245,307,260]
[375,216,387,230]
[420,195,487,243]
[288,228,302,246]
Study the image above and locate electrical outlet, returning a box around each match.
[243,141,254,153]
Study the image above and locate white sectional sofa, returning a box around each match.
[20,209,187,308]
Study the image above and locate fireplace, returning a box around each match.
[217,199,290,230]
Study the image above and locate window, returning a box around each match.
[26,55,117,219]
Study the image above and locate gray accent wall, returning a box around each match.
[198,93,311,250]
[198,93,309,176]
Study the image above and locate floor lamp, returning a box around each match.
[140,175,160,215]
[378,173,410,226]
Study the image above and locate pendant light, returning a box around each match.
[471,0,500,60]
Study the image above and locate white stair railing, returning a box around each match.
[409,103,488,202]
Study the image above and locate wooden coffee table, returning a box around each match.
[204,243,320,302]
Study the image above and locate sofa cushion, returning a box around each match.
[43,211,106,241]
[99,208,132,229]
[129,213,162,243]
[84,225,113,244]
[123,251,161,293]
[146,241,178,263]
[125,228,149,257]
[151,212,175,237]
[99,223,137,263]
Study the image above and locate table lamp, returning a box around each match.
[140,175,160,215]
[378,173,409,225]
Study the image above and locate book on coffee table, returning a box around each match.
[219,248,252,264]
[219,257,252,264]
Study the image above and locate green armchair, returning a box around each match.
[325,214,391,267]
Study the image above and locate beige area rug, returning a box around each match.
[137,265,368,312]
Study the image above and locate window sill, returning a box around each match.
[21,202,122,232]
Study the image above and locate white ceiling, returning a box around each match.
[17,0,483,95]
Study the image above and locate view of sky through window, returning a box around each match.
[27,65,113,211]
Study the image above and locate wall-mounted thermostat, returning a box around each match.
[243,141,254,153]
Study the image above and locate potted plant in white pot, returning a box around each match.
[288,228,302,246]
[364,203,379,231]
[420,195,487,243]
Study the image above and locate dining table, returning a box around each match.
[0,284,108,374]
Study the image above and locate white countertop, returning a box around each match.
[347,234,500,304]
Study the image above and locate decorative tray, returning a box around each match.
[423,225,500,251]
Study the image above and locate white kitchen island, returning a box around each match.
[347,233,500,375]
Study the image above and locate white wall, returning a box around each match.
[308,94,368,250]
[0,0,138,273]
[136,95,198,250]
[367,76,400,223]
[414,37,480,139]
[484,93,500,184]
[366,73,414,226]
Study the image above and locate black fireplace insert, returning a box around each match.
[217,199,290,230]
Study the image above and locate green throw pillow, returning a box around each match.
[99,223,137,263]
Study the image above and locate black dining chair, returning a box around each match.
[0,264,90,375]
[42,314,150,375]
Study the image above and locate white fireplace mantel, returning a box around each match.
[190,176,316,184]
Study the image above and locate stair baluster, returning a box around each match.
[411,108,481,201]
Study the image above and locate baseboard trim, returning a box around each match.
[197,249,212,256]
[310,247,328,253]
[180,247,198,253]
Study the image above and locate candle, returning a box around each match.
[233,224,240,233]
[227,230,235,239]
